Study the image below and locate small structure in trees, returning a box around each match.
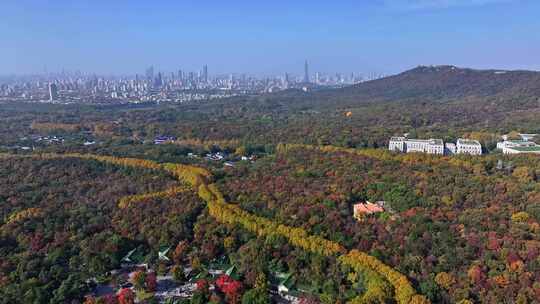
[353,201,385,220]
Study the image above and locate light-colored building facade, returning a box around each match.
[388,137,444,155]
[497,140,540,154]
[390,137,483,156]
[388,137,405,152]
[456,139,483,155]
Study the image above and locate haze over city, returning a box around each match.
[4,0,540,76]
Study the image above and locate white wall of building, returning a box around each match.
[456,139,482,155]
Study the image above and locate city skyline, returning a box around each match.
[0,60,386,82]
[1,60,373,105]
[3,0,540,75]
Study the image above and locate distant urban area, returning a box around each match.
[0,61,381,104]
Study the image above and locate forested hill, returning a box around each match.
[323,65,540,103]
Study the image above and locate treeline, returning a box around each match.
[30,122,81,133]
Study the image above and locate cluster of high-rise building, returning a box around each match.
[389,136,483,155]
[0,61,374,104]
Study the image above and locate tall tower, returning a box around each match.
[177,69,182,80]
[203,65,208,83]
[48,83,58,101]
[303,60,310,83]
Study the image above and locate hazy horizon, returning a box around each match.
[4,0,540,76]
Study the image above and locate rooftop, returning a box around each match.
[353,202,384,215]
[405,138,444,145]
[428,139,444,145]
[457,138,481,145]
[508,146,540,152]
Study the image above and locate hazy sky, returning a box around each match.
[3,0,539,75]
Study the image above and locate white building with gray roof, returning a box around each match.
[389,137,444,155]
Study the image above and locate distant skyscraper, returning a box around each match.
[178,69,183,81]
[203,65,208,83]
[146,66,154,80]
[48,83,58,101]
[154,72,163,88]
[303,60,310,83]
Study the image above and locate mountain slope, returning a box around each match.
[300,66,540,103]
[315,65,540,104]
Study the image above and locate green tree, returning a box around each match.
[383,185,423,212]
[241,288,270,304]
[51,274,86,303]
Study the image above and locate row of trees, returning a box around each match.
[165,155,428,303]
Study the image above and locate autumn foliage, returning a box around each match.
[117,288,135,304]
[216,274,243,304]
[1,151,427,303]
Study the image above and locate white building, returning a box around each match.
[497,140,540,154]
[389,137,444,155]
[390,137,484,156]
[388,137,405,152]
[456,139,483,155]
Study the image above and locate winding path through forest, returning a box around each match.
[1,152,430,304]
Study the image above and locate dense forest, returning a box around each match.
[1,65,540,303]
[0,157,182,302]
[219,145,540,303]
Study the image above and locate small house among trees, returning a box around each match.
[353,201,385,220]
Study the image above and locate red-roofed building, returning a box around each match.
[353,201,384,220]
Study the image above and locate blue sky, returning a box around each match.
[2,0,539,75]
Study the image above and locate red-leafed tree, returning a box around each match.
[117,288,135,304]
[216,274,243,304]
[196,279,210,293]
